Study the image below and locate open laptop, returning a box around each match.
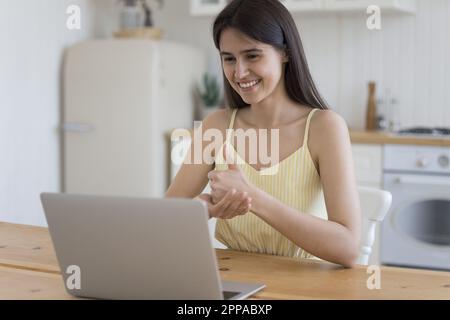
[40,193,265,300]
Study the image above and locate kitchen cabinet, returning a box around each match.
[352,144,383,188]
[323,0,416,13]
[280,0,323,11]
[190,0,416,16]
[190,0,228,17]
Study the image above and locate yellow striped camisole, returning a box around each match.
[214,108,328,260]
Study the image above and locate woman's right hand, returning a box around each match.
[196,189,251,219]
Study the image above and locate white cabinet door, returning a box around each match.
[190,0,228,16]
[281,0,323,11]
[352,144,383,188]
[323,0,416,13]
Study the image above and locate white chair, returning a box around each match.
[357,186,392,265]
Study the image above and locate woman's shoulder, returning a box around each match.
[308,109,350,161]
[310,109,348,135]
[201,107,235,132]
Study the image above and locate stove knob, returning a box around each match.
[438,155,449,168]
[416,157,429,168]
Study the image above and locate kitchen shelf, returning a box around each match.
[113,27,163,40]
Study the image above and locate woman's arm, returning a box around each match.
[248,110,361,267]
[165,109,252,219]
[165,110,226,198]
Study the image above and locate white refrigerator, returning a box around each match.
[63,39,205,198]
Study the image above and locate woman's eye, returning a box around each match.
[247,54,259,60]
[223,57,235,62]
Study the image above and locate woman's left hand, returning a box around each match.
[208,145,254,205]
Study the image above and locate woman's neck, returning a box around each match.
[247,83,309,128]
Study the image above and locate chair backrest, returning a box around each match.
[357,186,392,265]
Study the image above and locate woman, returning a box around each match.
[166,0,361,268]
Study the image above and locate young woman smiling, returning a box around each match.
[166,0,361,268]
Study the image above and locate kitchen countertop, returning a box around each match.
[1,222,450,299]
[169,128,450,147]
[350,130,450,147]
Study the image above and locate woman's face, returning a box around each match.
[219,28,288,105]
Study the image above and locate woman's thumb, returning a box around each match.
[223,143,238,170]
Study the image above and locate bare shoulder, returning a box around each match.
[197,109,235,159]
[201,108,233,133]
[310,109,348,135]
[308,109,351,166]
[311,110,348,130]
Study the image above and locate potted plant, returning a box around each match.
[198,73,222,119]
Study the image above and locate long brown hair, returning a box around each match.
[213,0,328,110]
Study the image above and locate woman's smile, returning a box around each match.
[238,79,261,92]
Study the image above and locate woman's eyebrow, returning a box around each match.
[220,49,263,56]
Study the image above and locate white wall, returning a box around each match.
[147,0,450,129]
[0,0,107,226]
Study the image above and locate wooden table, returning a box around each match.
[1,222,449,300]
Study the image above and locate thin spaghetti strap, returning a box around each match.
[226,109,238,142]
[228,109,238,129]
[302,108,319,147]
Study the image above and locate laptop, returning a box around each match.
[40,193,265,300]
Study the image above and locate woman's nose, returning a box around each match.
[234,60,250,80]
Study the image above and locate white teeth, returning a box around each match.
[239,80,260,89]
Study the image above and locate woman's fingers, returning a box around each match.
[211,189,236,218]
[222,191,251,219]
[209,189,252,219]
[222,191,244,219]
[211,188,226,205]
[236,194,252,216]
[223,191,246,218]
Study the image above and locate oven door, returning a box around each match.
[381,173,450,270]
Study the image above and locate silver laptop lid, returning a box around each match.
[40,193,224,300]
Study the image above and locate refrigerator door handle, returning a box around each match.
[62,122,95,133]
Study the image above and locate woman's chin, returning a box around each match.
[240,95,263,105]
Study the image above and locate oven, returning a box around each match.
[381,144,450,271]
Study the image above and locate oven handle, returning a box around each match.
[394,175,450,187]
